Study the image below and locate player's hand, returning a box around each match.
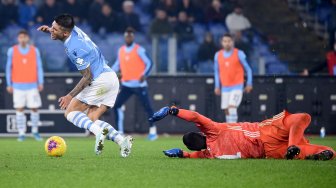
[139,75,146,83]
[38,85,44,92]
[214,88,221,96]
[37,25,51,33]
[244,85,253,93]
[163,148,184,158]
[58,94,73,110]
[6,86,13,94]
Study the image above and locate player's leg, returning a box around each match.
[27,88,43,141]
[13,89,27,141]
[87,105,133,157]
[134,86,158,140]
[296,144,335,160]
[283,113,311,159]
[221,91,230,122]
[113,85,133,134]
[226,89,243,123]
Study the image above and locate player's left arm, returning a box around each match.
[238,50,253,93]
[138,47,152,82]
[5,48,13,94]
[35,48,44,91]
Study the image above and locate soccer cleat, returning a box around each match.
[95,128,109,155]
[33,133,43,141]
[120,136,134,158]
[149,107,170,122]
[17,135,25,142]
[305,150,334,161]
[285,145,300,160]
[147,133,158,141]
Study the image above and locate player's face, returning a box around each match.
[50,21,69,41]
[221,37,233,51]
[124,33,134,46]
[17,34,29,46]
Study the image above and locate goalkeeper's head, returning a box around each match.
[183,132,207,151]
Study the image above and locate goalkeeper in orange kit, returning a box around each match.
[149,106,335,160]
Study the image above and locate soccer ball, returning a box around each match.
[44,136,67,157]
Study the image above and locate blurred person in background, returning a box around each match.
[62,0,82,23]
[112,27,157,140]
[36,0,62,24]
[233,31,251,59]
[18,0,37,29]
[88,0,104,29]
[0,0,18,30]
[214,34,252,123]
[225,6,251,34]
[93,3,120,33]
[197,32,218,62]
[159,0,178,23]
[6,30,44,142]
[328,0,336,50]
[149,8,173,36]
[205,0,226,23]
[178,0,196,23]
[174,11,194,43]
[119,0,141,32]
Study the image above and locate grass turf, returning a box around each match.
[0,136,335,188]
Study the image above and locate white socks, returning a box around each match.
[149,126,157,135]
[66,111,101,135]
[30,111,39,134]
[66,111,124,145]
[226,108,238,123]
[16,111,26,136]
[95,120,124,145]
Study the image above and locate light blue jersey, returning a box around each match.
[112,43,152,88]
[214,49,252,92]
[64,26,112,79]
[6,45,44,90]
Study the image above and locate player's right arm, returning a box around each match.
[214,52,221,96]
[6,47,13,94]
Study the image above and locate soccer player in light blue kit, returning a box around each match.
[214,34,252,123]
[6,30,43,141]
[37,14,133,157]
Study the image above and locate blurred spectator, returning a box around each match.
[197,32,218,62]
[149,9,173,36]
[178,0,196,22]
[89,0,104,28]
[93,3,120,33]
[18,0,37,28]
[159,0,178,23]
[328,0,336,50]
[233,31,251,58]
[119,0,141,32]
[62,0,82,23]
[0,0,18,30]
[174,11,194,43]
[205,0,226,23]
[36,0,62,24]
[225,6,251,34]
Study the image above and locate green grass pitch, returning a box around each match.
[1,136,335,188]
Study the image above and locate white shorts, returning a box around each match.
[13,88,42,109]
[221,89,243,109]
[76,71,119,108]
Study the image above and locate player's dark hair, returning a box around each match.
[183,132,206,151]
[125,27,135,34]
[54,13,75,31]
[18,29,29,36]
[222,33,232,39]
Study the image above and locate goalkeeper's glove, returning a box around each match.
[149,106,179,122]
[163,148,184,158]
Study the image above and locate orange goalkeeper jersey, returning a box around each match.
[178,109,265,159]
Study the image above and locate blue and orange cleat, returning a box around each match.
[33,133,43,141]
[17,135,25,142]
[147,133,158,141]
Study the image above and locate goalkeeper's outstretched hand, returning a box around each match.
[163,148,184,158]
[149,106,179,122]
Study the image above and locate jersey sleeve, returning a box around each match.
[183,151,208,158]
[35,48,44,85]
[112,48,121,72]
[177,109,220,138]
[70,48,91,71]
[214,52,220,89]
[6,47,13,87]
[238,50,253,86]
